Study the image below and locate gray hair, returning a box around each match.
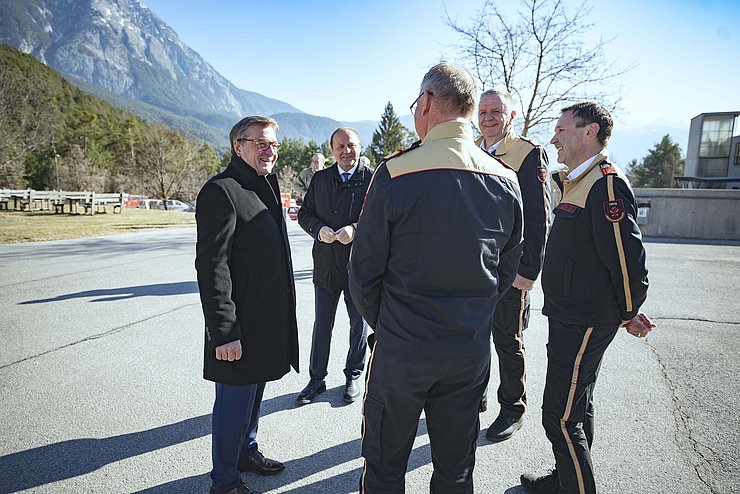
[312,152,326,163]
[230,116,279,157]
[480,89,514,113]
[420,63,477,117]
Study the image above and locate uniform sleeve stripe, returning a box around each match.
[607,175,632,313]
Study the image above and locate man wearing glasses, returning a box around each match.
[349,63,524,493]
[475,90,551,443]
[195,116,298,494]
[297,127,373,405]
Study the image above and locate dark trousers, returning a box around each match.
[360,342,490,494]
[542,319,618,494]
[490,287,530,417]
[309,285,368,381]
[211,382,265,491]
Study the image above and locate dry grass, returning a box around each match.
[0,208,196,244]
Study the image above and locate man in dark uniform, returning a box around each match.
[296,128,372,405]
[475,89,551,442]
[349,63,524,494]
[521,102,655,494]
[195,116,299,494]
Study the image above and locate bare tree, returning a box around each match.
[446,0,631,138]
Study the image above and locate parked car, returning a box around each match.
[138,199,163,210]
[164,200,189,211]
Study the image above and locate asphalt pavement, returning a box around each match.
[0,221,737,494]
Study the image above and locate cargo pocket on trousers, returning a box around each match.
[361,396,384,463]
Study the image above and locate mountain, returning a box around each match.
[1,0,370,149]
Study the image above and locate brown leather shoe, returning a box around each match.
[237,450,285,475]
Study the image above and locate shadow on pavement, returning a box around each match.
[19,281,199,304]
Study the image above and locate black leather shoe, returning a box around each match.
[237,450,285,475]
[209,480,261,494]
[343,378,361,403]
[485,415,524,442]
[296,379,326,405]
[520,470,559,493]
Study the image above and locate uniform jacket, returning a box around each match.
[293,167,316,197]
[298,162,373,292]
[349,120,524,359]
[542,152,649,326]
[476,131,551,280]
[195,157,299,385]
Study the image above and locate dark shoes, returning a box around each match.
[209,481,261,494]
[296,379,326,405]
[238,450,285,475]
[485,415,524,442]
[521,470,559,493]
[343,378,361,403]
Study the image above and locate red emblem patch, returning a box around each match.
[599,161,617,175]
[537,163,548,183]
[603,199,625,222]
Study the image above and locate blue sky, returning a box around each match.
[143,0,739,159]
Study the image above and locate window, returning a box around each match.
[699,116,735,158]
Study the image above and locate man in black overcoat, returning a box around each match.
[195,115,299,494]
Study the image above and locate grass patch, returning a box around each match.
[0,208,196,244]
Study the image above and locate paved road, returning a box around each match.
[0,222,737,494]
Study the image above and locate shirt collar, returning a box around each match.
[566,154,599,180]
[338,164,357,179]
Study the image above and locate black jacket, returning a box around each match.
[195,157,299,385]
[477,132,551,281]
[349,121,524,359]
[298,162,373,292]
[542,154,649,326]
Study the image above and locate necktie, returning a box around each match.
[342,172,350,183]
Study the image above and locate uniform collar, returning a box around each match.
[423,119,473,143]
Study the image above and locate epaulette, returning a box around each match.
[598,160,617,176]
[383,140,422,162]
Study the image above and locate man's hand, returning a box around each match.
[319,226,337,243]
[215,340,242,361]
[511,274,535,291]
[334,225,355,245]
[623,312,656,338]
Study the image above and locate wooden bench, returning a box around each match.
[60,191,93,214]
[89,192,124,215]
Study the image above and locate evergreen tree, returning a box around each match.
[369,102,412,164]
[628,135,684,188]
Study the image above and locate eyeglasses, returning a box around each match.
[237,138,281,151]
[410,90,433,116]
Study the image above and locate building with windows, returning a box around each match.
[682,111,740,189]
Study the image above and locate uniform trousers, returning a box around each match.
[211,382,265,491]
[360,341,490,494]
[491,287,530,417]
[309,285,368,381]
[542,319,618,494]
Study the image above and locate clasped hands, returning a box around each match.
[319,225,355,245]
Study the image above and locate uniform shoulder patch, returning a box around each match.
[384,140,422,162]
[603,198,625,222]
[599,160,617,176]
[536,162,548,183]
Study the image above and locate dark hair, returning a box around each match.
[561,102,613,146]
[229,116,279,157]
